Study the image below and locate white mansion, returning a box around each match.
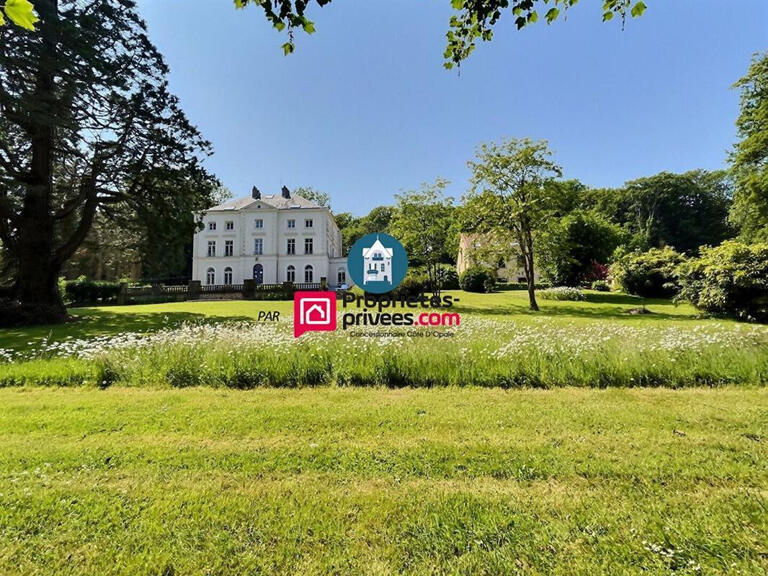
[192,186,349,288]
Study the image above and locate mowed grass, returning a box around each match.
[0,290,695,353]
[0,387,766,575]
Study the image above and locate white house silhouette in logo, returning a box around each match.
[362,236,394,285]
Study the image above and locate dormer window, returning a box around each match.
[208,221,216,231]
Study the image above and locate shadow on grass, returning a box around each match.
[450,291,698,321]
[0,309,254,351]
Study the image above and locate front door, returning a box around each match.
[253,264,263,285]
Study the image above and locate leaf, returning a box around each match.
[450,0,463,9]
[630,1,646,17]
[0,10,5,25]
[545,8,560,23]
[4,0,39,30]
[281,42,294,56]
[602,10,614,21]
[302,20,315,34]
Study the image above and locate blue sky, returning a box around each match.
[136,0,767,215]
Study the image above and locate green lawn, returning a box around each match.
[0,387,766,575]
[0,290,696,352]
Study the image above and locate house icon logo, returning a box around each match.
[294,291,336,337]
[348,233,408,294]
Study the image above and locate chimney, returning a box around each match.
[281,185,291,199]
[251,186,260,200]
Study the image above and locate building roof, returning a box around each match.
[206,193,321,212]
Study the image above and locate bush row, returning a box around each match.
[611,241,768,321]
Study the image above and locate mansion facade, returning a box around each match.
[192,186,350,288]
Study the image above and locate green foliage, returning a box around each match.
[335,205,394,255]
[611,247,686,298]
[677,240,768,321]
[293,186,331,208]
[230,1,648,69]
[459,266,496,293]
[591,279,610,292]
[63,277,122,305]
[389,179,458,293]
[730,53,768,241]
[537,210,624,286]
[465,137,563,309]
[584,171,734,254]
[1,0,38,29]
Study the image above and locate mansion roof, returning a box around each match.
[207,193,321,212]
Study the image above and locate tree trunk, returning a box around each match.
[6,0,68,324]
[522,228,539,311]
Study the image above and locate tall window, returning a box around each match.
[287,219,296,229]
[254,218,263,229]
[208,221,216,231]
[225,221,234,230]
[286,265,295,283]
[225,240,234,257]
[254,238,263,255]
[206,268,215,285]
[287,238,296,255]
[207,241,216,257]
[304,238,313,254]
[305,218,313,228]
[304,265,314,283]
[224,267,233,285]
[337,269,346,285]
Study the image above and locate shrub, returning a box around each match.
[610,247,685,298]
[539,286,586,301]
[435,265,460,290]
[591,280,610,292]
[460,267,496,293]
[677,240,768,321]
[64,276,122,305]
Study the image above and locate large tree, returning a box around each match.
[584,171,733,254]
[730,52,768,241]
[389,178,458,293]
[465,138,562,311]
[0,0,217,324]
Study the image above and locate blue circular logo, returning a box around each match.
[347,233,408,294]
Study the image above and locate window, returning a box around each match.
[254,238,263,255]
[225,221,234,230]
[304,265,314,283]
[254,218,263,229]
[337,269,346,285]
[224,267,233,285]
[225,240,234,257]
[207,241,216,257]
[380,263,385,271]
[287,219,296,229]
[208,221,216,231]
[304,238,313,254]
[206,268,215,285]
[287,238,296,255]
[286,265,295,283]
[305,218,313,228]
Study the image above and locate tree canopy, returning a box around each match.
[730,52,768,241]
[0,0,218,323]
